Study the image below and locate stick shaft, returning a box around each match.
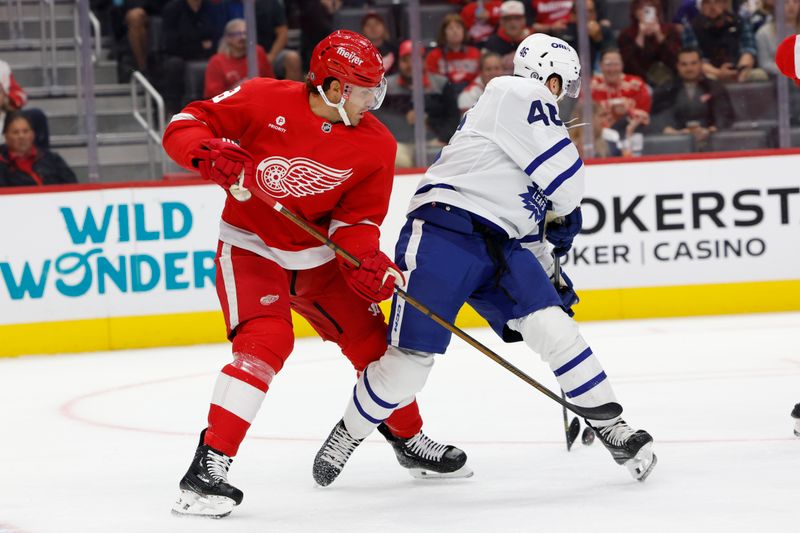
[244,183,620,420]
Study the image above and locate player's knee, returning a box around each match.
[231,317,294,377]
[341,324,387,372]
[364,346,434,403]
[512,306,582,364]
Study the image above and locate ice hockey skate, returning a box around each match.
[377,423,473,479]
[313,419,364,487]
[792,404,800,437]
[587,419,657,482]
[172,429,243,518]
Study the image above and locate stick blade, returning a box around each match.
[569,402,623,421]
[566,417,580,451]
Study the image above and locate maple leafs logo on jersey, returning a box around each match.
[519,183,547,222]
[255,156,353,198]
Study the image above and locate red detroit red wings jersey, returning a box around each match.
[163,78,397,270]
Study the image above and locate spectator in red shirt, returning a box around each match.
[361,11,399,77]
[591,48,651,133]
[204,18,275,98]
[0,112,76,187]
[425,14,482,92]
[483,0,531,73]
[617,0,682,87]
[530,0,575,36]
[460,0,503,45]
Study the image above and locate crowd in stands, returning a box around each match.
[2,0,800,186]
[1,60,75,187]
[83,0,800,164]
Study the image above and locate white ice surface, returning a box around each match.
[1,312,798,533]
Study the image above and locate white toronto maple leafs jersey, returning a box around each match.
[408,75,585,239]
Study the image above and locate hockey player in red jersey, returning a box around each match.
[163,30,470,518]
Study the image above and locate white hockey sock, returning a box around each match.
[343,346,434,439]
[509,307,618,426]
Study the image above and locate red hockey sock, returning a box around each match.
[384,399,423,439]
[204,363,270,457]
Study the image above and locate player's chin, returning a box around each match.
[349,111,366,126]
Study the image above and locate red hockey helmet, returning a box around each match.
[309,29,385,89]
[308,30,387,125]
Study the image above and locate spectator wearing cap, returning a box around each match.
[484,0,530,73]
[457,52,504,115]
[682,0,767,82]
[204,18,275,99]
[425,14,482,93]
[376,40,460,167]
[362,11,399,77]
[617,0,682,87]
[460,0,503,46]
[591,48,651,143]
[0,112,76,187]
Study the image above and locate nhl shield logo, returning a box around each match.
[321,122,332,133]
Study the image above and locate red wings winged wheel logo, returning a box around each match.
[254,156,353,198]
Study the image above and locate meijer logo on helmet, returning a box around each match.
[336,47,363,65]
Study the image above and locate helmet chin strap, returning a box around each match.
[316,85,352,126]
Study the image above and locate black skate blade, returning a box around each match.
[566,417,580,451]
[569,402,622,421]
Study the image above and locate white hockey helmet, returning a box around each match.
[513,33,581,100]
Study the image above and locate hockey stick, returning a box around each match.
[553,254,580,450]
[230,177,622,421]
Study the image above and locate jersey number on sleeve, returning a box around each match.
[527,100,563,127]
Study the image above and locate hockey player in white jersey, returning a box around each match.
[312,34,657,486]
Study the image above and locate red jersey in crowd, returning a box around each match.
[460,1,503,43]
[425,46,482,85]
[163,77,397,270]
[532,0,574,26]
[590,73,652,123]
[203,45,275,99]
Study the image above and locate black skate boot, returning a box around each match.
[377,423,473,479]
[587,419,657,482]
[313,419,364,487]
[172,429,244,518]
[792,404,800,437]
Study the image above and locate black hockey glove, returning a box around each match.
[546,207,582,257]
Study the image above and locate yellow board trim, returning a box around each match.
[3,279,800,357]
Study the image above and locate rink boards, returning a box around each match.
[1,150,799,356]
